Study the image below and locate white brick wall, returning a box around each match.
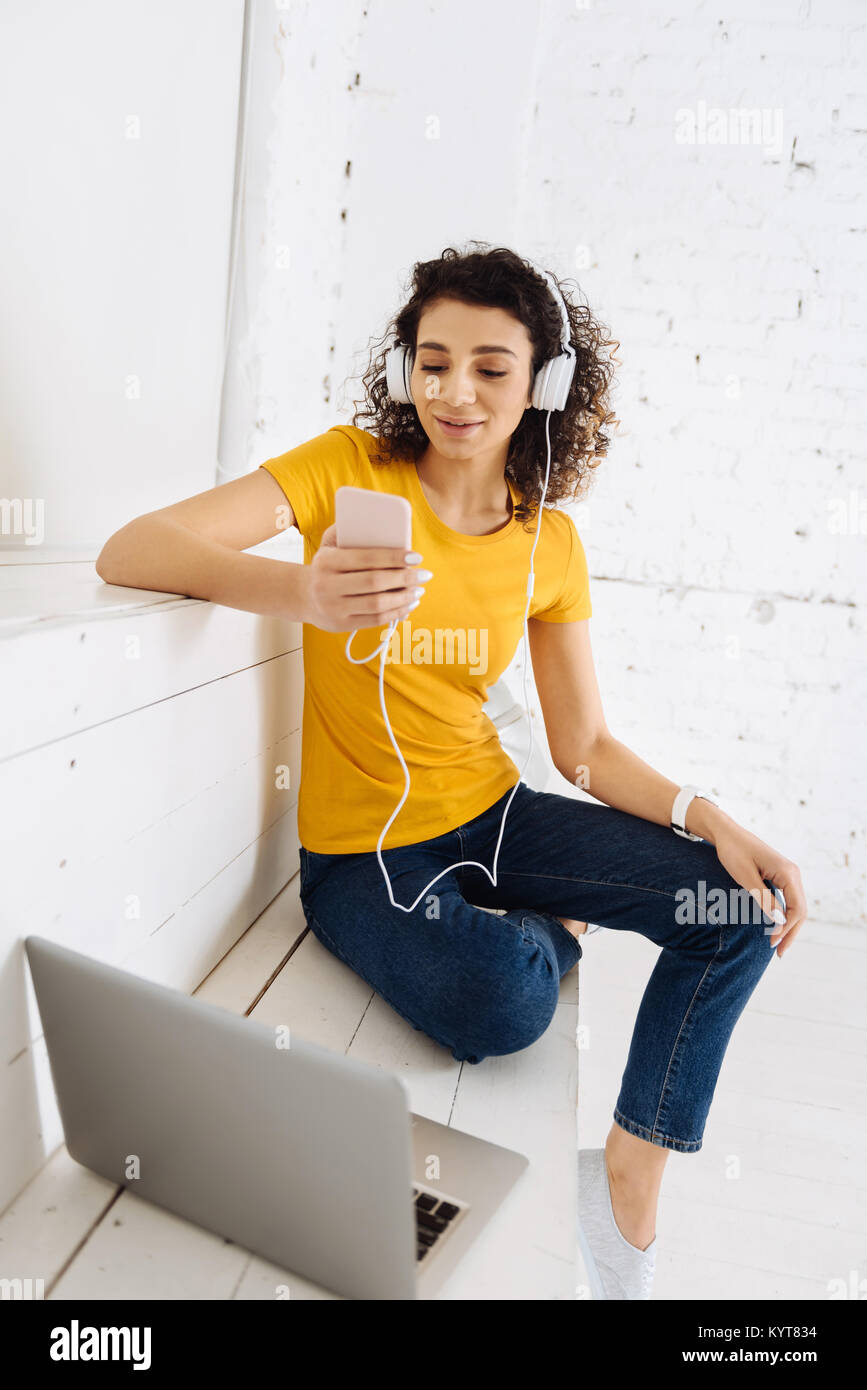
[232,0,865,925]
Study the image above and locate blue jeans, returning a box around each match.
[298,780,780,1152]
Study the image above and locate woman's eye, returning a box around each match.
[419,365,506,378]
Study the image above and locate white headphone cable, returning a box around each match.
[344,409,555,913]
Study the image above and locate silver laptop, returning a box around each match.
[24,935,528,1300]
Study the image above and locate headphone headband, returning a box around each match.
[525,260,573,352]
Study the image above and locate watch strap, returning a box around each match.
[671,784,714,841]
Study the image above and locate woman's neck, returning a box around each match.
[414,442,513,534]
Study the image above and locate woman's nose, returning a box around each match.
[440,368,477,404]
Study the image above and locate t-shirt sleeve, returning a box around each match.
[531,510,593,622]
[258,426,362,541]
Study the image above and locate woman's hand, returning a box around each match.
[305,524,428,633]
[712,822,808,958]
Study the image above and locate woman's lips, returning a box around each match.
[435,417,483,437]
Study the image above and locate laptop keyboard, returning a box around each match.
[412,1186,463,1261]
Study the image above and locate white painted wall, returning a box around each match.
[226,0,865,925]
[0,0,244,548]
[0,0,256,1216]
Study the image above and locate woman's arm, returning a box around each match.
[95,469,423,629]
[528,617,808,957]
[95,469,312,617]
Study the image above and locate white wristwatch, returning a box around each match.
[671,785,717,841]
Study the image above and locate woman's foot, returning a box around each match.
[578,1148,657,1300]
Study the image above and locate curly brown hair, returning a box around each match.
[348,242,620,530]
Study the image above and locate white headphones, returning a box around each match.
[384,261,577,412]
[349,258,578,915]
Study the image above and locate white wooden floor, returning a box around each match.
[575,917,867,1300]
[1,872,579,1301]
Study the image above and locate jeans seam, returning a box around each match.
[486,867,686,903]
[613,1108,703,1153]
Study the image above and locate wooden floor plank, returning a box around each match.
[0,1147,118,1292]
[231,1255,340,1301]
[50,1190,253,1301]
[193,874,309,1014]
[344,992,463,1122]
[246,929,376,1052]
[654,1250,832,1301]
[438,1000,579,1300]
[660,1191,864,1284]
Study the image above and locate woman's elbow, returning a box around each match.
[94,518,146,585]
[94,539,115,583]
[95,530,126,583]
[94,543,111,581]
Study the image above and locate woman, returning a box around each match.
[96,244,807,1301]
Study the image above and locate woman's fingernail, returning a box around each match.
[405,551,423,564]
[406,598,421,612]
[416,568,434,582]
[414,586,425,598]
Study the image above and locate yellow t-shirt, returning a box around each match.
[260,425,592,853]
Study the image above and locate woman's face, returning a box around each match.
[410,297,534,458]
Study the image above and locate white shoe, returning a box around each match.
[578,1148,656,1300]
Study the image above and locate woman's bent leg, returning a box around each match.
[456,781,779,1151]
[298,836,581,1065]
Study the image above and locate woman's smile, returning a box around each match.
[434,416,484,437]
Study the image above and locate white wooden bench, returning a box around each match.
[1,543,580,1300]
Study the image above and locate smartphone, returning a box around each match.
[334,485,413,552]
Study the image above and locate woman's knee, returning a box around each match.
[690,873,781,992]
[721,908,779,980]
[439,952,561,1063]
[675,858,780,944]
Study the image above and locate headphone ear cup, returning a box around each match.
[530,360,552,411]
[385,343,415,405]
[531,348,576,412]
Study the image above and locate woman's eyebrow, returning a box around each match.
[417,340,518,358]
